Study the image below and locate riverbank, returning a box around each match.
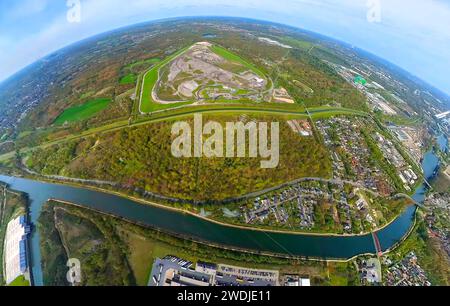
[49,198,366,262]
[7,171,416,238]
[0,174,417,260]
[38,199,363,286]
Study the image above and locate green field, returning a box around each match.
[280,37,314,51]
[125,58,161,70]
[8,275,30,287]
[119,73,137,85]
[139,46,192,113]
[54,98,111,125]
[210,45,267,79]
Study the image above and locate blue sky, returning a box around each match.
[0,0,449,96]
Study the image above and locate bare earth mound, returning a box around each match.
[154,42,269,103]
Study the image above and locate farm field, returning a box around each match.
[54,98,112,125]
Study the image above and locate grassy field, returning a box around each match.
[121,58,162,87]
[125,58,161,70]
[431,170,450,193]
[139,46,192,113]
[280,37,314,51]
[139,44,271,113]
[210,45,266,78]
[54,98,111,125]
[8,275,30,287]
[119,73,137,85]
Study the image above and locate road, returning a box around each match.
[20,162,116,187]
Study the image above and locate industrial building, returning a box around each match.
[4,215,31,285]
[149,256,279,287]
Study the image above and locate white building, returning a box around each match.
[4,215,30,285]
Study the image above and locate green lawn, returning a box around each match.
[8,275,30,287]
[125,58,161,70]
[54,98,111,125]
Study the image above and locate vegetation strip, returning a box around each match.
[0,106,367,162]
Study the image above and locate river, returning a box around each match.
[0,148,440,286]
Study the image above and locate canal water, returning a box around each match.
[0,147,441,286]
[0,176,414,286]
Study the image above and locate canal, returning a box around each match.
[0,146,441,286]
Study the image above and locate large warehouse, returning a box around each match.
[4,215,31,285]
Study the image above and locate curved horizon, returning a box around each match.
[0,15,448,101]
[0,1,450,98]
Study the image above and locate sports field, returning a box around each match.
[54,98,111,125]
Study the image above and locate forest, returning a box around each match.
[26,114,332,201]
